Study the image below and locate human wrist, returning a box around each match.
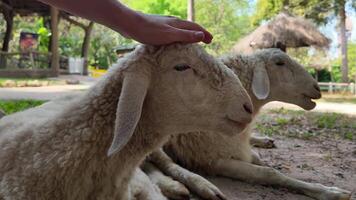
[110,4,144,37]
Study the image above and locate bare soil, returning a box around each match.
[206,135,356,200]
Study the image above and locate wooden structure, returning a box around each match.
[0,0,94,77]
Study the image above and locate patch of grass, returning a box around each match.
[344,132,354,141]
[256,124,279,136]
[301,131,314,140]
[0,100,46,114]
[314,113,340,129]
[0,78,62,87]
[276,117,289,126]
[256,109,356,141]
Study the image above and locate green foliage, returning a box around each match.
[252,0,351,26]
[58,24,84,58]
[125,0,252,55]
[315,113,340,128]
[331,42,356,82]
[0,100,46,114]
[255,123,279,136]
[89,25,132,68]
[344,132,353,140]
[125,0,187,19]
[276,117,289,125]
[10,16,51,52]
[196,0,252,55]
[252,0,284,26]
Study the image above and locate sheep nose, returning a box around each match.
[243,103,253,114]
[314,83,321,92]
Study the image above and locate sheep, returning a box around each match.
[148,49,351,200]
[0,43,254,200]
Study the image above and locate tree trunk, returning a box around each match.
[81,22,94,76]
[339,1,348,82]
[0,10,14,69]
[50,7,60,77]
[187,0,195,22]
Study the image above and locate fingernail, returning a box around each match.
[194,31,204,40]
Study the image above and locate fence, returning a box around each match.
[0,51,52,70]
[318,82,356,95]
[0,51,69,78]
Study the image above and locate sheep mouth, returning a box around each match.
[302,92,322,100]
[300,94,317,110]
[225,117,248,130]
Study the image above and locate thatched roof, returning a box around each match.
[232,12,331,54]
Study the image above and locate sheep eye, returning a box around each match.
[276,61,285,66]
[174,64,191,71]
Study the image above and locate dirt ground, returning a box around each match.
[190,109,356,200]
[205,135,356,200]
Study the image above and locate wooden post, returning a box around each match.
[81,21,94,76]
[1,10,14,69]
[354,73,356,95]
[187,0,195,22]
[50,7,59,76]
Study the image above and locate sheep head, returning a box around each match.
[251,48,321,110]
[108,44,253,156]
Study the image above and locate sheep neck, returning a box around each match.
[49,70,169,199]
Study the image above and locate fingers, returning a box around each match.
[169,18,213,44]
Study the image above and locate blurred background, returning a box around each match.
[0,1,355,199]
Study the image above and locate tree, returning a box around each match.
[253,0,356,82]
[124,0,252,55]
[187,0,195,21]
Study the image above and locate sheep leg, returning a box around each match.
[129,168,168,200]
[251,149,264,165]
[149,149,227,200]
[142,161,190,200]
[250,135,276,148]
[213,159,351,200]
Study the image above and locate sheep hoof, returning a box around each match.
[314,184,351,200]
[159,179,190,200]
[189,177,227,200]
[253,137,276,148]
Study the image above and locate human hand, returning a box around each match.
[119,11,213,45]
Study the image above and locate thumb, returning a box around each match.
[170,28,205,43]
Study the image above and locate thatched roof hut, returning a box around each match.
[232,12,331,54]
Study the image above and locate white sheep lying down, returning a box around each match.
[0,44,254,200]
[148,49,351,200]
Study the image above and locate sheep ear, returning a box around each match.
[107,74,150,156]
[252,65,270,100]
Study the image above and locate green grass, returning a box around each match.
[314,113,340,129]
[256,109,356,141]
[0,100,46,114]
[0,78,63,87]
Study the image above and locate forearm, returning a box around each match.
[39,0,138,34]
